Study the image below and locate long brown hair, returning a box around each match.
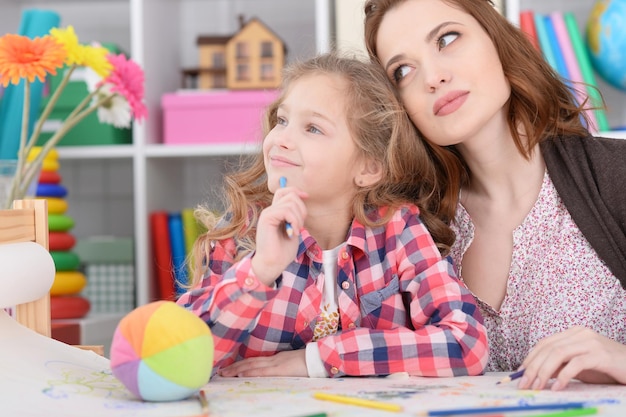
[364,0,596,221]
[189,52,456,285]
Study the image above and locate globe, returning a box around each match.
[586,0,626,91]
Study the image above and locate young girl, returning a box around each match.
[364,0,626,388]
[176,52,487,378]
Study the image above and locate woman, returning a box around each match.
[364,0,626,390]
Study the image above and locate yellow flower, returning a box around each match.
[50,26,112,77]
[81,44,113,78]
[49,25,81,65]
[0,34,66,87]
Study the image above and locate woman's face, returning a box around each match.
[375,0,510,147]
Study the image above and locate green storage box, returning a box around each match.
[36,43,132,146]
[36,105,132,146]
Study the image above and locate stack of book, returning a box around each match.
[149,209,206,301]
[519,10,610,132]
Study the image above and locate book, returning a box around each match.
[149,211,175,301]
[168,212,188,296]
[543,15,570,81]
[533,12,558,71]
[563,11,610,132]
[549,11,598,130]
[181,207,200,257]
[519,10,539,51]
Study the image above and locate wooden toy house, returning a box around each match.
[193,16,286,90]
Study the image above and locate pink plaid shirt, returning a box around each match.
[177,205,488,378]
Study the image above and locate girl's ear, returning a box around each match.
[355,158,383,187]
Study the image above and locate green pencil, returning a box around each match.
[525,407,599,417]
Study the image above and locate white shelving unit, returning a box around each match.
[2,0,624,320]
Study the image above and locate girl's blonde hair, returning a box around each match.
[364,0,596,222]
[188,52,455,285]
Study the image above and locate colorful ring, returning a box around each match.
[36,183,67,198]
[39,170,62,184]
[48,214,74,232]
[51,271,87,296]
[49,232,76,251]
[40,197,68,214]
[41,159,60,172]
[50,295,91,319]
[50,251,81,271]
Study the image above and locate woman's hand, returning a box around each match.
[251,185,308,286]
[218,349,308,377]
[518,326,626,390]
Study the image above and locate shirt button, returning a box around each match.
[330,366,339,375]
[244,277,254,287]
[303,321,309,327]
[341,251,349,260]
[347,323,355,329]
[341,281,350,290]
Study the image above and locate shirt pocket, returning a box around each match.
[359,275,400,316]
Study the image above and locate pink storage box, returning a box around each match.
[162,89,279,144]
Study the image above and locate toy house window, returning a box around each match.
[213,73,226,88]
[237,64,250,80]
[261,41,273,58]
[261,63,274,80]
[236,42,249,58]
[212,52,225,68]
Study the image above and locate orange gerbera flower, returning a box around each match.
[0,34,67,87]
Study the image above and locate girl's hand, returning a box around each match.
[218,349,308,377]
[251,185,307,286]
[518,326,626,390]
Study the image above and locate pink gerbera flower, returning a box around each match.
[104,53,147,121]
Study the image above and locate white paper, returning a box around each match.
[0,310,201,417]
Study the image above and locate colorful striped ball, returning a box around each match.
[110,301,214,401]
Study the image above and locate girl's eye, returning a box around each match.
[437,32,459,50]
[392,65,412,84]
[276,116,287,126]
[307,125,322,134]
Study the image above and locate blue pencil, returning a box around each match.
[496,369,525,384]
[279,176,294,238]
[424,402,587,416]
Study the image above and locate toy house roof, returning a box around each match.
[196,16,288,54]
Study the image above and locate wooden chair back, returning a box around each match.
[0,199,51,337]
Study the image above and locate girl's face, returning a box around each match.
[374,0,510,147]
[263,73,364,204]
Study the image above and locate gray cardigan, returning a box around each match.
[541,134,626,289]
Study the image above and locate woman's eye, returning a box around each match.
[437,32,459,50]
[392,65,412,83]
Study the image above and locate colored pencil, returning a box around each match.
[312,392,402,412]
[292,414,328,417]
[279,176,294,238]
[496,369,525,384]
[423,401,586,416]
[528,407,599,417]
[198,389,209,416]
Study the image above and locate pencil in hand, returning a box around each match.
[279,176,294,238]
[496,369,525,384]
